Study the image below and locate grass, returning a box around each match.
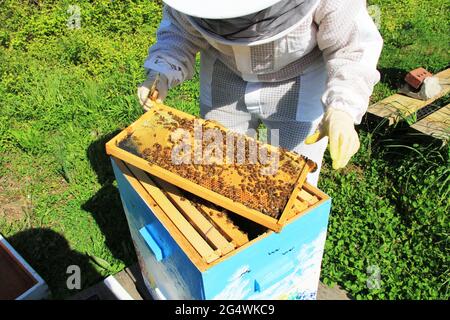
[0,0,449,299]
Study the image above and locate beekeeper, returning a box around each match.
[138,0,383,185]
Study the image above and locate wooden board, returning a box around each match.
[283,201,309,222]
[298,189,320,206]
[127,164,220,264]
[113,158,211,269]
[115,159,219,264]
[277,166,311,225]
[106,103,316,232]
[281,187,320,223]
[196,203,249,247]
[410,104,450,141]
[152,177,235,255]
[368,68,450,125]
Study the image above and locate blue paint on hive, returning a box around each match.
[111,158,331,300]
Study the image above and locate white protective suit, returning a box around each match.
[143,0,383,185]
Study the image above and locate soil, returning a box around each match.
[0,173,29,223]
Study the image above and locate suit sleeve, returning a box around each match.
[315,0,383,124]
[144,5,209,89]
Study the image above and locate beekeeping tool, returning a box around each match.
[149,72,160,102]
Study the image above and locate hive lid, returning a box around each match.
[106,103,317,232]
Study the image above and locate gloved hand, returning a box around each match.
[305,108,360,170]
[137,71,169,111]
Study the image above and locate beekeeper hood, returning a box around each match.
[162,0,319,42]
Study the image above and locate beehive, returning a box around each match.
[0,235,48,300]
[111,157,331,299]
[106,103,317,232]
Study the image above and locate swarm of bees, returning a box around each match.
[120,109,314,219]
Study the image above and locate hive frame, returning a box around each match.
[106,104,316,232]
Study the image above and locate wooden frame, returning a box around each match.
[410,103,449,141]
[106,103,316,232]
[368,68,450,126]
[367,68,450,142]
[196,202,249,247]
[125,163,220,264]
[112,158,328,270]
[152,177,235,255]
[114,159,211,269]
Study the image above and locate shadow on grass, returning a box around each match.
[361,67,408,133]
[82,131,137,274]
[378,67,408,91]
[360,105,447,219]
[85,131,120,186]
[6,228,101,299]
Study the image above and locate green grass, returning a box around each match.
[0,0,449,299]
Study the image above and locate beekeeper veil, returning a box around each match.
[192,0,313,41]
[163,0,319,42]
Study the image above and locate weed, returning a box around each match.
[0,0,448,299]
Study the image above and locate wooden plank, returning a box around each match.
[152,177,235,255]
[277,160,316,225]
[368,68,450,125]
[294,200,308,213]
[298,189,320,206]
[197,203,249,247]
[113,158,210,270]
[127,164,220,264]
[410,104,450,140]
[303,183,327,201]
[106,143,282,232]
[283,183,330,226]
[113,158,218,265]
[283,200,309,222]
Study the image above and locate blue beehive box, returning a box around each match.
[111,157,331,300]
[0,235,49,300]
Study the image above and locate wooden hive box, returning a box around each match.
[106,104,317,232]
[110,157,331,299]
[0,235,49,300]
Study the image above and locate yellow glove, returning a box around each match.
[137,71,169,111]
[305,109,360,170]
